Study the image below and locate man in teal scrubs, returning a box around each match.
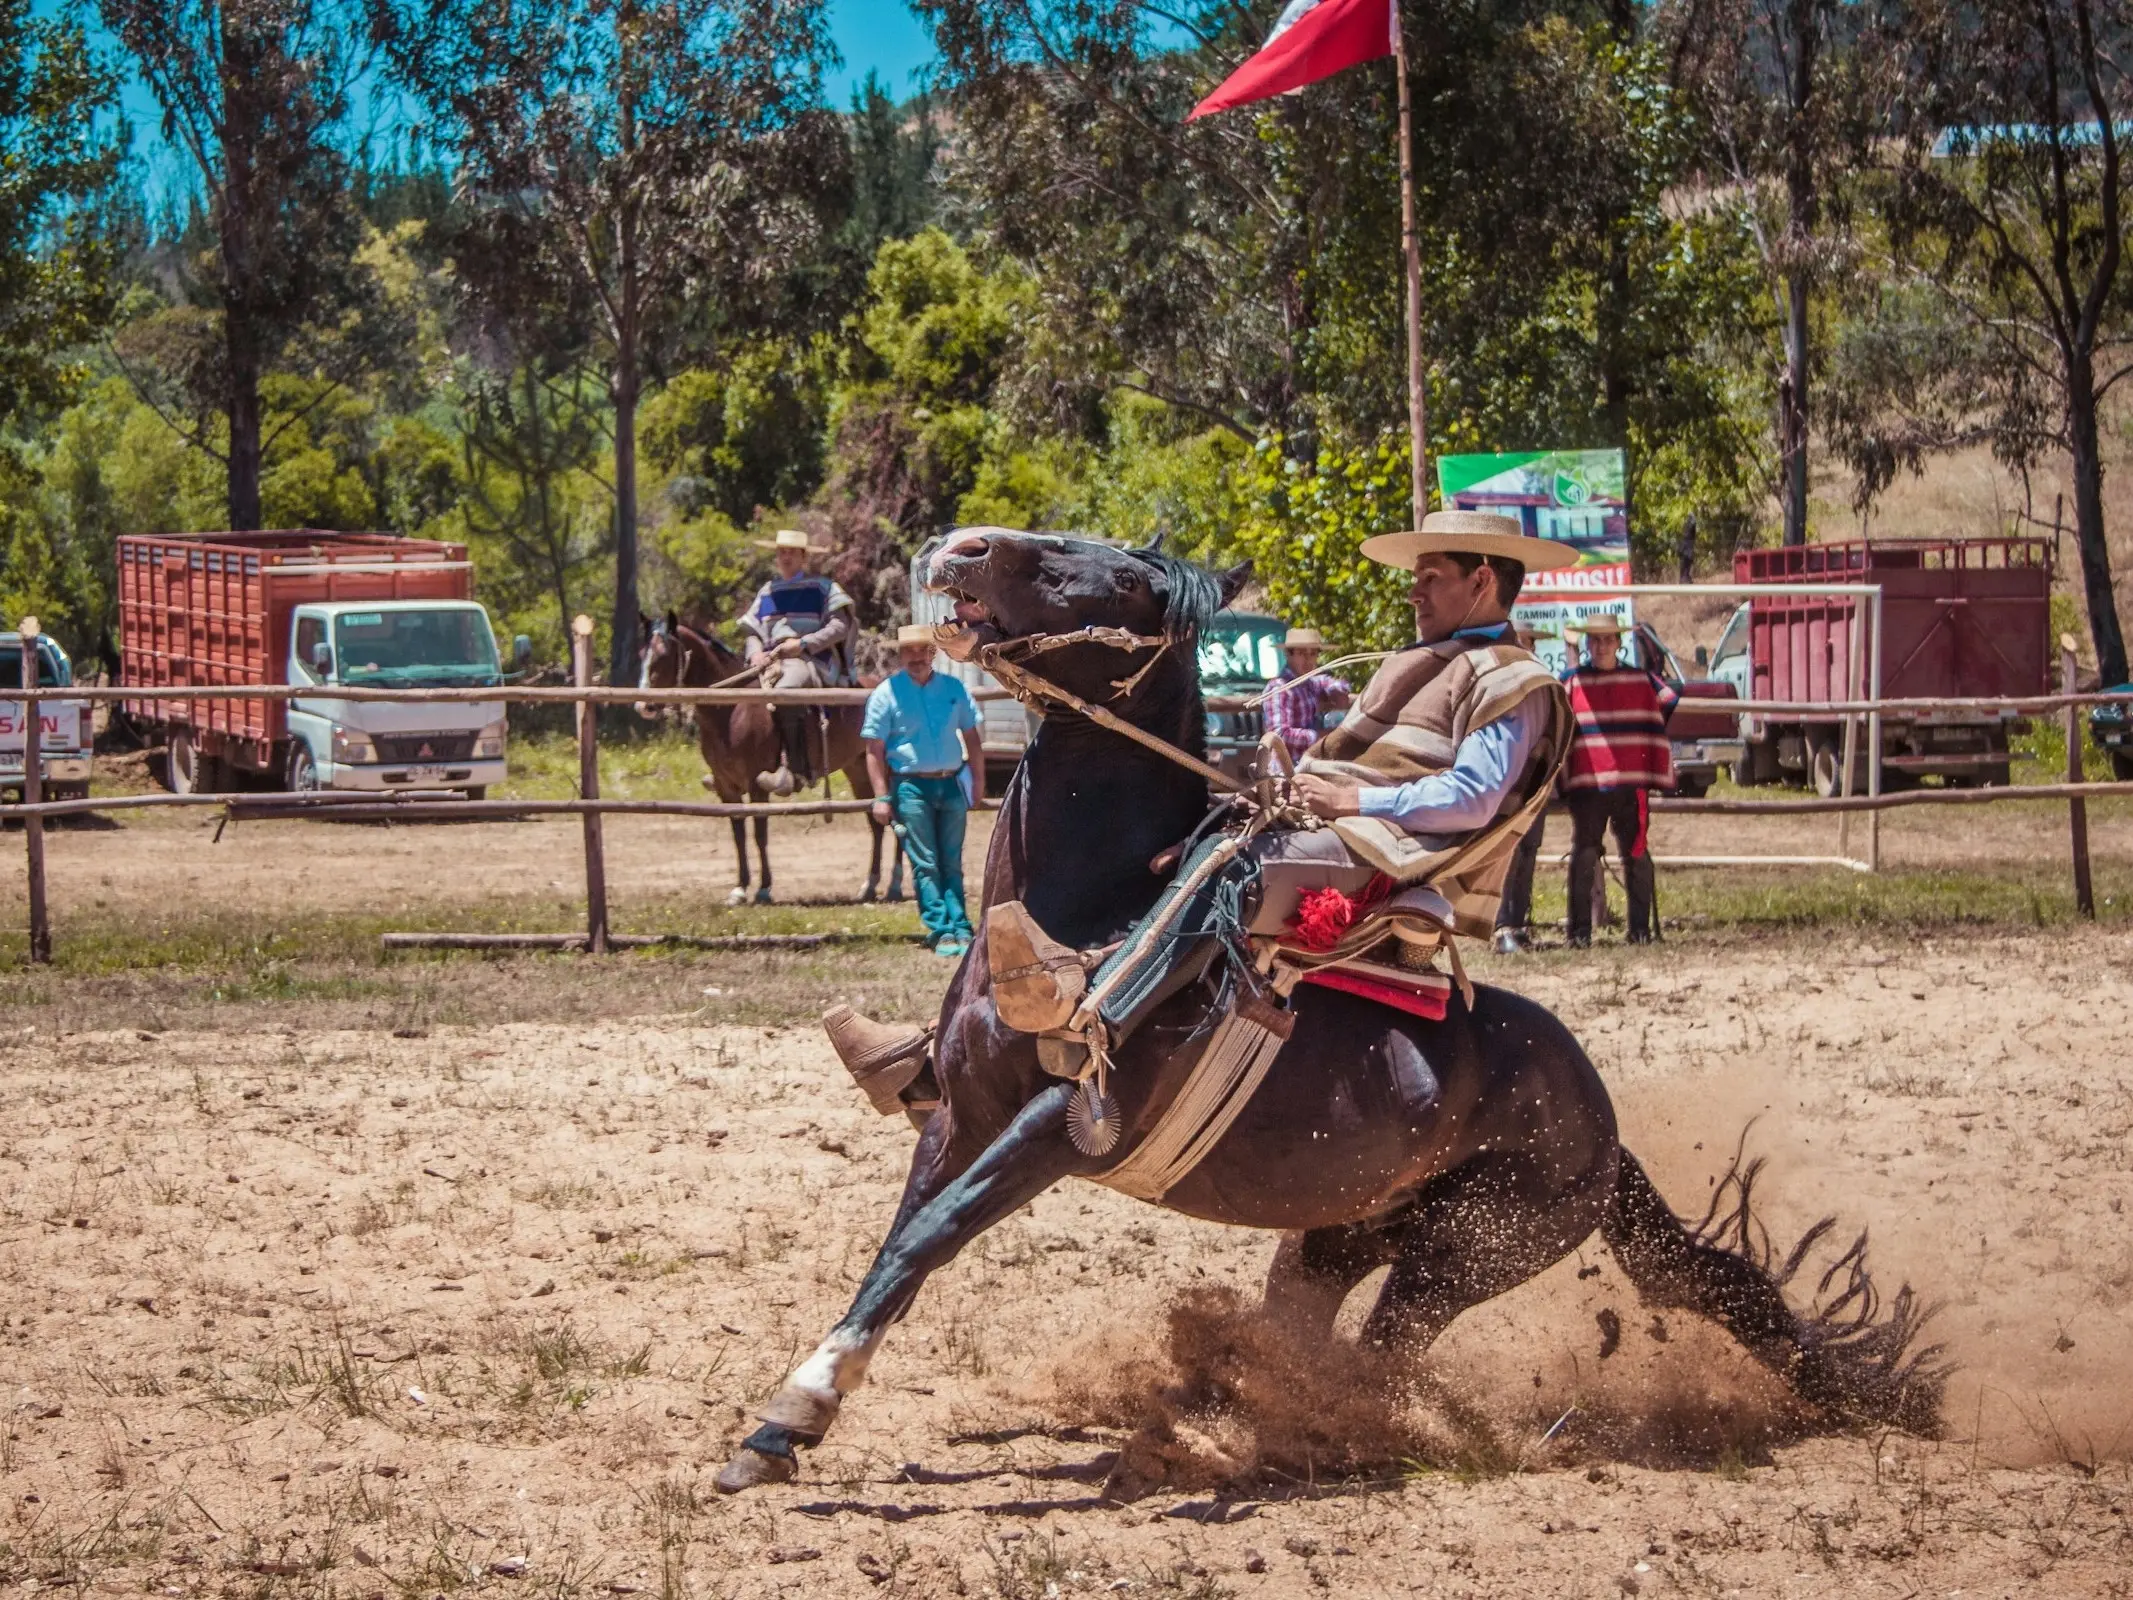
[863,624,985,957]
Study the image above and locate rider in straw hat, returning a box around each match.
[740,529,855,796]
[1560,612,1678,946]
[819,510,1580,1098]
[1002,510,1580,1048]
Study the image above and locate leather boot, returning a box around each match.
[823,1005,930,1114]
[986,900,1087,1033]
[757,706,811,796]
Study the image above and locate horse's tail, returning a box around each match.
[1601,1146,1948,1436]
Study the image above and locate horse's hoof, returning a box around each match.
[725,887,748,908]
[886,888,906,905]
[753,887,774,906]
[714,1446,795,1495]
[859,887,878,905]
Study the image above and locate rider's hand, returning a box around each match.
[1293,772,1363,819]
[772,637,807,660]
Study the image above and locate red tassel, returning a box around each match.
[1283,875,1394,952]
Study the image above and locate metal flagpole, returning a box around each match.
[1392,3,1428,527]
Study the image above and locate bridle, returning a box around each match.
[946,622,1250,798]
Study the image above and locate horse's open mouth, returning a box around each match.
[933,584,1007,657]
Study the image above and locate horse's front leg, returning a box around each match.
[753,815,773,904]
[715,1083,1088,1493]
[726,817,750,908]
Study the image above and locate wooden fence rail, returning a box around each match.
[8,617,2129,962]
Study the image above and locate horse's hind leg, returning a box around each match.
[1262,1225,1404,1344]
[752,815,773,904]
[1361,1150,1618,1353]
[715,1084,1091,1493]
[1601,1148,1944,1432]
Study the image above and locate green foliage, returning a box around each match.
[0,0,121,432]
[640,340,831,527]
[1221,435,1417,660]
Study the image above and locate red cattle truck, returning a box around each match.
[118,530,530,796]
[1711,537,2051,794]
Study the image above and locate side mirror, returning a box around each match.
[310,642,334,676]
[513,634,533,669]
[1694,645,1709,669]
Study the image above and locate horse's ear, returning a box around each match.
[665,609,679,633]
[638,610,654,634]
[1217,561,1252,608]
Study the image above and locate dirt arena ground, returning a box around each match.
[1,805,2130,1596]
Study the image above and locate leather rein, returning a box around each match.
[945,623,1249,797]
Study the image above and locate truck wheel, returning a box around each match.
[286,744,322,794]
[2114,752,2133,782]
[167,729,224,796]
[463,787,487,802]
[1671,776,1710,799]
[1808,731,1868,799]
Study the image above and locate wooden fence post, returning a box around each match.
[18,616,49,964]
[2062,634,2094,919]
[572,615,610,954]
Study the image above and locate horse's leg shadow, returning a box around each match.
[716,1084,1091,1493]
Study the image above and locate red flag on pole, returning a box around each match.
[1187,0,1399,120]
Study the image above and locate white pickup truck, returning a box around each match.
[1,630,92,805]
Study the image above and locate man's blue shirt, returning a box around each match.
[862,669,978,775]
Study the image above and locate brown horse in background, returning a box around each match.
[635,612,903,906]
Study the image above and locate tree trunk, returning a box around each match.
[1779,274,1809,546]
[226,356,264,531]
[218,4,264,532]
[1779,0,1820,548]
[609,346,640,688]
[2066,360,2130,687]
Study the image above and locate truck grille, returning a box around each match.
[374,734,476,763]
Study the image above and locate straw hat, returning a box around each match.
[753,527,823,552]
[1566,615,1627,638]
[1283,627,1325,649]
[1359,510,1581,573]
[895,623,938,648]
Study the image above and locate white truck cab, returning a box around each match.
[285,601,528,797]
[2,631,92,803]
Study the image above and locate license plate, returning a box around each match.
[405,764,447,781]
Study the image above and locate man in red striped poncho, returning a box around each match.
[1562,616,1678,946]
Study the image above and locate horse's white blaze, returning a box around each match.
[789,1324,885,1400]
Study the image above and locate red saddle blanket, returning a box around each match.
[1298,963,1450,1021]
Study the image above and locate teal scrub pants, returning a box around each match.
[892,774,973,945]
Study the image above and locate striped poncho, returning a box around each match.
[1562,664,1679,791]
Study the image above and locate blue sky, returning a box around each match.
[35,1,944,202]
[825,0,938,103]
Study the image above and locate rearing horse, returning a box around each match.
[714,533,1943,1493]
[635,612,902,906]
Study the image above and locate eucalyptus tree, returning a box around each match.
[1857,0,2133,686]
[1661,0,1885,546]
[372,0,845,681]
[97,0,383,531]
[0,0,122,435]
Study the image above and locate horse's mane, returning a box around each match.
[1128,547,1222,639]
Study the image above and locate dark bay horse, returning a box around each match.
[635,613,902,906]
[714,532,1942,1493]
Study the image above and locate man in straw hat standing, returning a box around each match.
[1560,614,1678,946]
[741,528,856,796]
[859,625,984,959]
[1263,626,1352,759]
